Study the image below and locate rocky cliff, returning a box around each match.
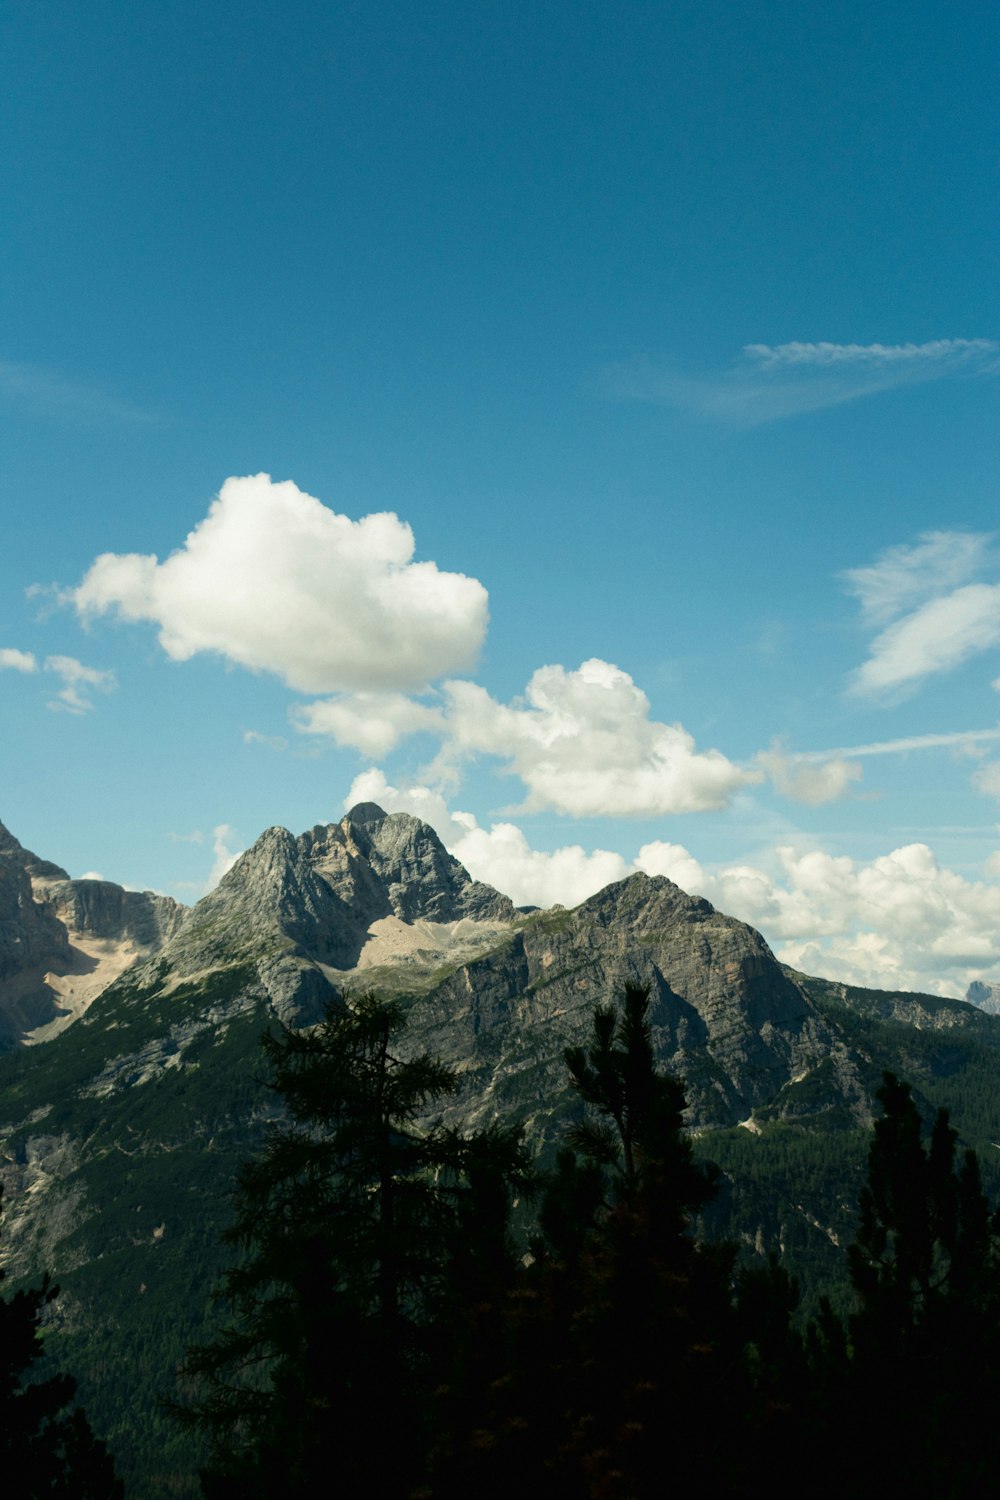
[966,979,1000,1015]
[0,819,186,1047]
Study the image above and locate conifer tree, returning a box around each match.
[0,1188,122,1497]
[830,1072,1000,1496]
[179,992,528,1498]
[429,986,746,1500]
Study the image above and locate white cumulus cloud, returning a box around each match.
[660,841,1000,998]
[70,473,488,694]
[312,659,755,819]
[293,693,443,758]
[439,660,756,816]
[453,824,632,909]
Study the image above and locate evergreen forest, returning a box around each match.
[8,985,993,1497]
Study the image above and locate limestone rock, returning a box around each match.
[405,870,868,1139]
[43,879,186,948]
[0,820,188,1046]
[164,806,515,1008]
[966,979,1000,1015]
[0,821,71,988]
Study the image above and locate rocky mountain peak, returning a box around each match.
[0,819,70,882]
[341,803,515,924]
[966,979,1000,1015]
[163,807,515,1010]
[344,801,391,828]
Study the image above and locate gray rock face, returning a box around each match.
[166,805,515,999]
[1,804,866,1129]
[0,822,70,986]
[966,980,1000,1015]
[43,880,187,948]
[0,820,70,883]
[0,820,188,1045]
[405,870,867,1138]
[343,803,515,923]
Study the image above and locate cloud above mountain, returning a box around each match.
[436,660,756,816]
[312,658,757,819]
[70,474,488,693]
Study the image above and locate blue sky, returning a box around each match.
[2,0,999,996]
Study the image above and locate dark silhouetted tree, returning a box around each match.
[810,1072,1000,1498]
[427,986,754,1500]
[178,993,528,1498]
[0,1187,122,1497]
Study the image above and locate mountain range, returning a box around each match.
[3,803,1000,1496]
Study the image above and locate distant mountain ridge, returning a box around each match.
[966,979,1000,1015]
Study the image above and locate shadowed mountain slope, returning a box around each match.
[1,804,999,1493]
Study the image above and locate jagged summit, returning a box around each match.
[967,979,1000,1015]
[211,804,513,932]
[0,818,70,882]
[167,805,516,1020]
[0,805,859,1122]
[346,800,391,827]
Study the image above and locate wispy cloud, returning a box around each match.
[242,729,290,752]
[603,338,999,426]
[841,530,993,627]
[757,747,862,805]
[758,724,1000,805]
[44,655,116,714]
[844,531,1000,699]
[801,726,1000,761]
[744,338,998,369]
[0,358,162,427]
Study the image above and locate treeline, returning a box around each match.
[170,987,1000,1500]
